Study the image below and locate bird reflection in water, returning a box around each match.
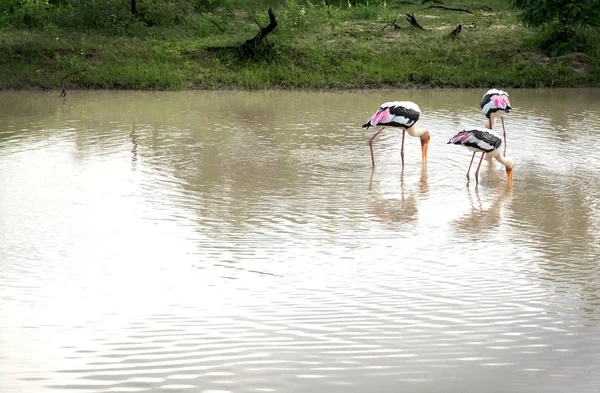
[454,182,514,235]
[369,164,429,224]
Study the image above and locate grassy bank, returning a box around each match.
[1,0,599,90]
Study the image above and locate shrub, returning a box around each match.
[69,0,132,28]
[513,0,600,28]
[137,0,194,27]
[513,0,600,55]
[3,0,54,29]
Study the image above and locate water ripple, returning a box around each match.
[1,89,600,393]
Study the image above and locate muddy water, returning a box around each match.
[1,89,599,393]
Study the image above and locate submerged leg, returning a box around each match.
[501,117,507,156]
[474,152,486,184]
[400,129,406,167]
[368,167,375,190]
[369,127,385,168]
[466,152,477,180]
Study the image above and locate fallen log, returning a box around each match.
[423,5,472,14]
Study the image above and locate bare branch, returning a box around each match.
[382,19,401,31]
[59,68,86,98]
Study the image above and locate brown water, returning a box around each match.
[1,89,600,393]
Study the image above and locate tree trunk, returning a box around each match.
[131,0,137,16]
[241,8,278,58]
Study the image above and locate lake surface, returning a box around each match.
[1,88,600,393]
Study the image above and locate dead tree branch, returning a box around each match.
[59,68,86,98]
[422,5,472,14]
[382,19,401,31]
[406,13,425,30]
[241,8,277,58]
[448,24,462,38]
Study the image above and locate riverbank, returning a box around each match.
[1,1,599,90]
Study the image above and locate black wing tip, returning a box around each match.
[362,123,371,128]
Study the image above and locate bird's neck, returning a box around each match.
[493,153,512,168]
[407,126,429,139]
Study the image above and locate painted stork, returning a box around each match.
[447,127,514,184]
[480,89,512,156]
[363,101,430,167]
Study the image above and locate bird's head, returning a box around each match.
[504,158,515,181]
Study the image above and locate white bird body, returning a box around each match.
[449,127,503,153]
[363,101,421,130]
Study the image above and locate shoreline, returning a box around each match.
[3,86,600,93]
[2,3,598,91]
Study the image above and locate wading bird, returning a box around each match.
[447,128,514,184]
[480,89,512,156]
[363,101,430,168]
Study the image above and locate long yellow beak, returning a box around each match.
[420,135,430,163]
[506,167,513,182]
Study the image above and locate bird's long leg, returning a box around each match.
[400,129,406,167]
[485,117,495,164]
[475,186,482,211]
[474,152,486,184]
[368,167,375,190]
[467,185,483,211]
[400,168,405,201]
[369,127,385,168]
[501,117,507,156]
[466,152,477,180]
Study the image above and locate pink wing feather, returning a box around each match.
[492,95,511,110]
[449,131,473,144]
[369,108,392,126]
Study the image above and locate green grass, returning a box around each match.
[1,0,599,90]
